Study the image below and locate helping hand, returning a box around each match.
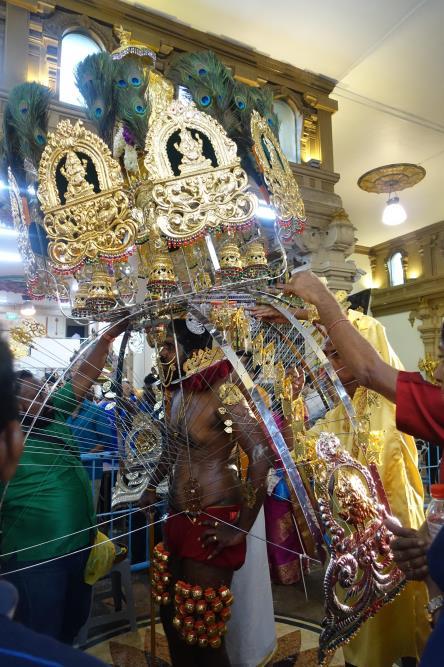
[275,270,329,306]
[251,304,309,323]
[385,516,430,581]
[199,519,245,560]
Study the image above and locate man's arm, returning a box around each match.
[71,320,129,402]
[139,438,178,513]
[276,272,399,402]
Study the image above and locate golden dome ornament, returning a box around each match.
[146,250,178,299]
[242,241,268,279]
[71,281,92,318]
[86,264,118,313]
[218,241,243,282]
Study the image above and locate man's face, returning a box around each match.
[18,378,48,418]
[159,335,185,383]
[323,338,357,393]
[122,380,132,398]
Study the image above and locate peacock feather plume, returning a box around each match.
[113,58,150,150]
[166,50,239,137]
[75,52,116,149]
[0,82,52,186]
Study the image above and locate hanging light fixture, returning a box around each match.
[382,195,407,226]
[358,163,425,226]
[20,296,36,317]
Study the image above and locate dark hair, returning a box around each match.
[170,319,212,355]
[144,373,158,387]
[0,339,19,432]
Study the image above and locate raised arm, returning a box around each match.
[71,320,129,402]
[276,272,399,403]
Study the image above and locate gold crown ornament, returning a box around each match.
[183,347,225,376]
[86,264,118,313]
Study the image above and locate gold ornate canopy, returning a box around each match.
[251,110,305,227]
[143,100,258,245]
[357,163,426,194]
[37,120,137,272]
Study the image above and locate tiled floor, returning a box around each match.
[84,566,345,666]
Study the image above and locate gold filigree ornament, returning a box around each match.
[251,110,305,233]
[142,100,257,246]
[314,432,405,665]
[218,382,244,407]
[37,120,137,273]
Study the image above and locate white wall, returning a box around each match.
[376,312,424,372]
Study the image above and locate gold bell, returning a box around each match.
[146,251,178,297]
[71,282,91,318]
[86,265,117,313]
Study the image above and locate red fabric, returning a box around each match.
[396,371,444,479]
[182,360,232,392]
[164,506,246,571]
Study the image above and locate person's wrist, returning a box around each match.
[101,332,116,345]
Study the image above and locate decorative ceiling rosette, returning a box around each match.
[142,100,257,246]
[312,432,405,665]
[251,110,306,233]
[37,119,137,273]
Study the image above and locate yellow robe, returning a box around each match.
[307,310,429,667]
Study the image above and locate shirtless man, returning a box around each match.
[141,319,272,667]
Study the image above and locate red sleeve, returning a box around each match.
[396,371,444,445]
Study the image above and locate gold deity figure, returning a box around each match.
[174,126,212,175]
[61,151,94,202]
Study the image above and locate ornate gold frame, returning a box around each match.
[143,100,257,244]
[251,110,305,225]
[37,119,137,272]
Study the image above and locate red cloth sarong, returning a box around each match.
[164,506,246,571]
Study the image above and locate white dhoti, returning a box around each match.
[226,508,276,666]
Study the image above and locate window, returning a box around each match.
[273,99,302,163]
[59,32,101,105]
[388,251,405,287]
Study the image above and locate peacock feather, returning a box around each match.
[113,58,150,150]
[75,52,116,149]
[166,50,239,137]
[0,82,52,186]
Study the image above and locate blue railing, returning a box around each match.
[80,452,150,571]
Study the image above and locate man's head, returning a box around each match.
[159,319,212,382]
[122,379,134,398]
[0,340,24,482]
[323,337,358,397]
[143,373,158,402]
[15,370,53,423]
[434,323,444,390]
